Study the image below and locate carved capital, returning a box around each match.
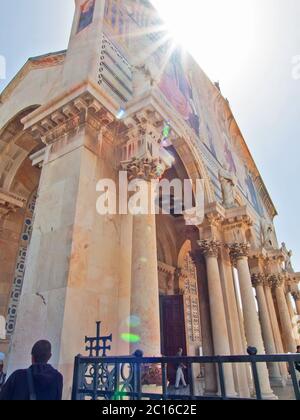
[268,274,285,289]
[226,242,250,265]
[198,240,221,258]
[121,157,164,181]
[251,273,266,288]
[120,108,175,178]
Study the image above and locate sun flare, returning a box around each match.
[151,0,257,84]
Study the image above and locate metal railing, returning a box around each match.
[71,353,300,401]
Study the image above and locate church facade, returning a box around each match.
[0,0,299,399]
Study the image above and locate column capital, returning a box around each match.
[121,157,164,181]
[251,273,267,288]
[268,274,286,289]
[120,108,175,180]
[226,242,250,265]
[198,239,221,258]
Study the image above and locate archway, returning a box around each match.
[0,108,43,349]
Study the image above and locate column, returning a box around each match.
[228,243,275,399]
[192,251,218,395]
[251,274,282,385]
[271,275,296,353]
[292,291,300,316]
[264,278,288,379]
[198,240,236,397]
[125,160,161,356]
[286,291,300,345]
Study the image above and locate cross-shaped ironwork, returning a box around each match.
[85,321,112,357]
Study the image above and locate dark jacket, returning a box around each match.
[0,364,63,401]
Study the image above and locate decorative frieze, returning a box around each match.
[6,192,37,336]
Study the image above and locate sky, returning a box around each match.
[0,0,299,270]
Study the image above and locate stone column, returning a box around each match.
[264,279,288,379]
[251,274,282,385]
[198,240,236,397]
[286,291,300,345]
[271,275,296,353]
[228,243,275,399]
[124,159,161,356]
[192,251,218,395]
[292,291,300,316]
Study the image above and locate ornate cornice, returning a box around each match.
[226,242,250,264]
[28,93,114,145]
[0,188,26,218]
[198,239,221,258]
[223,205,254,228]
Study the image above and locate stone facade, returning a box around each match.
[0,0,299,399]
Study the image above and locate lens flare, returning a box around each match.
[121,333,141,343]
[126,315,141,328]
[116,108,126,120]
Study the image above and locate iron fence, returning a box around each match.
[71,353,300,401]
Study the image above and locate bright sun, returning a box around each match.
[151,0,257,85]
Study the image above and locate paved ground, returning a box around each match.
[167,381,298,400]
[275,384,296,401]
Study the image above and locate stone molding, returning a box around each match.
[0,188,26,218]
[28,93,114,145]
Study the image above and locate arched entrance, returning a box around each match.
[155,146,204,386]
[0,108,42,356]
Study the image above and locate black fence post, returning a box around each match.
[71,355,81,401]
[250,360,262,400]
[162,362,168,399]
[188,362,195,399]
[288,361,300,401]
[217,359,227,400]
